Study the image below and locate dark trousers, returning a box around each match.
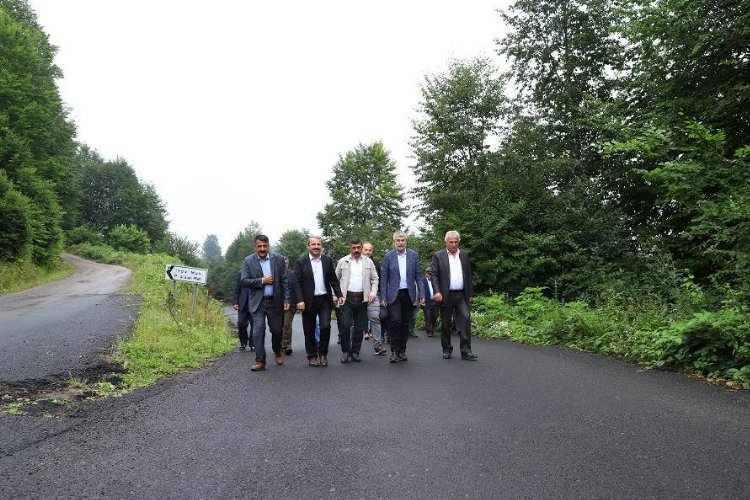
[339,295,367,354]
[440,290,472,356]
[422,303,438,334]
[302,295,332,358]
[387,289,415,353]
[251,298,283,363]
[282,308,294,349]
[238,308,253,347]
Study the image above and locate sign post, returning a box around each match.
[165,265,208,314]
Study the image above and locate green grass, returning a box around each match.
[114,252,235,389]
[0,258,74,294]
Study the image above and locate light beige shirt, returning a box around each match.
[336,255,379,299]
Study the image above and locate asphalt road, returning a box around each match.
[1,313,749,499]
[0,254,136,382]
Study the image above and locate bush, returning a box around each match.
[108,224,150,254]
[66,225,104,246]
[67,243,125,264]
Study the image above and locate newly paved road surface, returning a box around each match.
[0,254,135,382]
[1,314,749,499]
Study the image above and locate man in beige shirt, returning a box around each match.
[335,239,379,363]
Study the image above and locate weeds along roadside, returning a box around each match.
[471,288,750,390]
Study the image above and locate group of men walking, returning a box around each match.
[234,230,476,372]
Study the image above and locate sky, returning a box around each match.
[29,0,511,253]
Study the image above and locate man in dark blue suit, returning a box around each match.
[233,271,254,351]
[380,231,425,363]
[240,235,291,371]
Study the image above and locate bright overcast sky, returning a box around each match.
[29,0,511,252]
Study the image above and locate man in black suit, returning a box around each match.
[281,256,297,356]
[233,271,254,351]
[430,230,477,361]
[294,236,343,367]
[240,235,291,371]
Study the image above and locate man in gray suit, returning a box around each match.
[240,234,291,371]
[430,230,477,361]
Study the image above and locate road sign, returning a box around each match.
[165,264,208,285]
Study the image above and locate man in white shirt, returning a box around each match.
[430,230,477,361]
[335,239,379,363]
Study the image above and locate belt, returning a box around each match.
[346,291,364,298]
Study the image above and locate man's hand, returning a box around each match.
[296,301,305,312]
[232,304,239,311]
[419,298,425,307]
[261,275,274,285]
[433,292,443,304]
[337,296,345,307]
[380,299,387,307]
[368,293,376,304]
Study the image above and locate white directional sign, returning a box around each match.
[165,264,208,285]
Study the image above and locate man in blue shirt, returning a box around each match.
[240,235,291,371]
[380,231,425,363]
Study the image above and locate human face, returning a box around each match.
[350,242,362,259]
[255,239,269,258]
[446,235,460,254]
[362,243,374,258]
[307,237,323,257]
[394,235,407,252]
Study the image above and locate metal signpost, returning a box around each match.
[165,265,208,314]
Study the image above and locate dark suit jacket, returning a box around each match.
[380,248,425,305]
[284,268,298,304]
[294,254,342,307]
[430,249,473,300]
[234,271,251,311]
[240,252,290,313]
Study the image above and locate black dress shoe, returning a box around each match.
[461,353,478,361]
[442,352,451,359]
[397,351,408,362]
[389,351,399,363]
[350,352,361,362]
[341,353,350,363]
[284,347,293,356]
[240,344,246,351]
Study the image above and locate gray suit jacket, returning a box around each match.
[240,252,290,313]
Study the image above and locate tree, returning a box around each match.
[156,232,200,267]
[623,0,750,152]
[201,234,222,260]
[75,148,168,247]
[274,228,310,263]
[317,142,406,259]
[411,58,507,235]
[0,3,76,264]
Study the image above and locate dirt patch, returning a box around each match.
[0,360,128,417]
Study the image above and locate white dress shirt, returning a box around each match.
[448,249,464,291]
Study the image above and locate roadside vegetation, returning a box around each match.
[69,243,236,390]
[0,258,73,294]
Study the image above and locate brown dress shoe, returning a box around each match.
[250,361,265,371]
[320,355,328,367]
[308,356,320,367]
[275,352,284,365]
